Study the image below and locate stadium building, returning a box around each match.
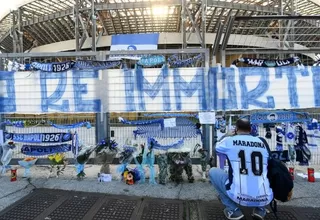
[0,0,320,164]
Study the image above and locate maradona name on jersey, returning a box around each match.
[232,140,265,148]
[237,196,269,202]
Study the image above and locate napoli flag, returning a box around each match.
[109,34,159,60]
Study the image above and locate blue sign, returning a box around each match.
[249,111,311,124]
[110,33,159,51]
[5,132,72,143]
[21,144,72,156]
[110,33,159,60]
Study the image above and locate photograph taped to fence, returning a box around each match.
[5,132,73,143]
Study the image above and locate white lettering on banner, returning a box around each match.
[276,60,290,66]
[247,59,264,66]
[0,67,320,113]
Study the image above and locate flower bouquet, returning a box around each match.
[76,144,97,179]
[48,153,68,178]
[18,157,38,178]
[117,147,136,179]
[95,139,118,174]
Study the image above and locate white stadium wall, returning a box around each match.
[28,33,316,60]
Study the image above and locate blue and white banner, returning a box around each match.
[75,60,121,70]
[168,54,203,68]
[134,118,199,139]
[148,137,184,151]
[247,111,311,124]
[7,61,32,71]
[21,144,72,156]
[137,55,165,67]
[109,33,159,60]
[5,132,72,143]
[31,61,75,72]
[71,132,79,156]
[119,117,164,130]
[2,66,320,113]
[49,121,91,130]
[232,57,301,67]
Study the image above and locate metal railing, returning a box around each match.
[0,49,210,71]
[3,110,320,165]
[109,112,203,159]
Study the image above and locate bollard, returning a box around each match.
[308,168,315,182]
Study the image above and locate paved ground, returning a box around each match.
[1,188,320,220]
[0,165,320,219]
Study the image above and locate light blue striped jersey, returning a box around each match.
[216,134,273,207]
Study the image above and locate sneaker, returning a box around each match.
[252,207,266,220]
[223,208,244,220]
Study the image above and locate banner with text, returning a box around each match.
[1,66,320,113]
[5,132,73,143]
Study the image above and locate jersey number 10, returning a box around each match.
[238,150,263,176]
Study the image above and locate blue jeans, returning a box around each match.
[209,167,239,210]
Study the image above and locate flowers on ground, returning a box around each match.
[48,153,67,177]
[18,157,38,178]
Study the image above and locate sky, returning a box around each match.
[0,0,33,20]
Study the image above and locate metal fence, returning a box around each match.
[255,124,320,165]
[3,111,320,165]
[2,112,204,160]
[109,113,203,159]
[221,110,320,165]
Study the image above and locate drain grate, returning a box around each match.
[46,195,99,220]
[140,200,183,220]
[200,201,302,220]
[2,189,320,220]
[93,198,138,220]
[265,211,298,220]
[0,192,60,220]
[299,212,320,220]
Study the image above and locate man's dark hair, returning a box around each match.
[235,118,251,132]
[269,114,276,118]
[195,123,201,129]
